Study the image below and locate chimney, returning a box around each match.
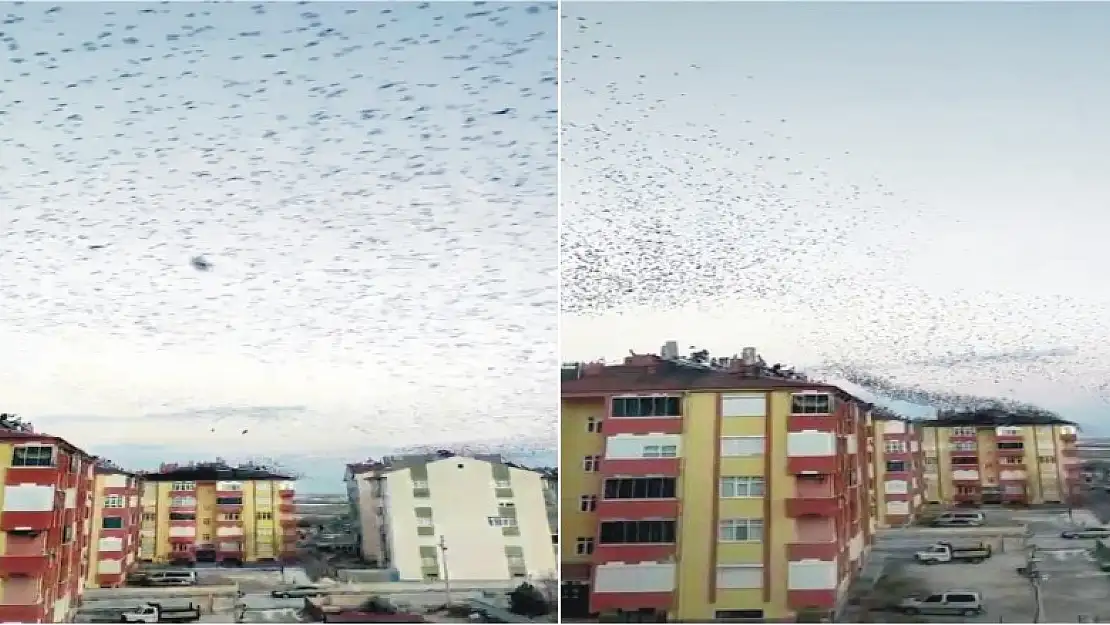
[741,347,758,366]
[660,341,680,360]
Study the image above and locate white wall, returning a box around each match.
[721,394,766,418]
[885,501,910,516]
[786,431,835,456]
[952,469,979,481]
[715,565,761,590]
[787,561,836,590]
[884,480,908,495]
[594,563,675,593]
[102,474,128,489]
[3,485,54,512]
[168,526,195,538]
[385,457,556,582]
[882,421,906,434]
[605,434,681,459]
[98,537,123,552]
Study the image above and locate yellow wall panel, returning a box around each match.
[721,417,765,437]
[716,542,762,565]
[560,399,605,565]
[719,457,765,478]
[675,392,718,621]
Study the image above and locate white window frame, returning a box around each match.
[720,476,765,498]
[575,537,595,555]
[103,495,124,509]
[416,516,434,527]
[721,436,765,457]
[718,518,763,543]
[642,444,678,458]
[579,495,597,512]
[883,439,906,453]
[11,445,55,467]
[487,516,517,528]
[790,393,833,415]
[583,455,600,472]
[952,427,976,437]
[412,480,430,489]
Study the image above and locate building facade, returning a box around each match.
[138,464,296,564]
[86,465,143,588]
[869,416,927,527]
[561,352,875,622]
[921,415,1080,505]
[0,429,96,623]
[348,454,556,582]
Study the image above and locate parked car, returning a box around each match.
[271,585,325,599]
[931,512,986,527]
[914,541,992,564]
[899,591,984,617]
[1061,526,1110,539]
[120,602,201,623]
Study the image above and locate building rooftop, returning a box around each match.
[346,451,547,480]
[562,352,860,401]
[141,462,291,482]
[0,413,93,457]
[924,408,1075,428]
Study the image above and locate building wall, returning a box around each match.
[922,424,1079,506]
[0,439,96,623]
[384,458,556,582]
[140,478,295,564]
[872,420,925,527]
[86,472,143,588]
[346,472,385,565]
[565,387,868,622]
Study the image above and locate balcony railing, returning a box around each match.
[785,497,840,518]
[0,554,49,576]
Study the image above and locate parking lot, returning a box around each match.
[853,507,1110,623]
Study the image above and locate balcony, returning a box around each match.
[602,417,683,436]
[953,491,980,503]
[949,431,978,442]
[787,455,837,475]
[996,446,1026,458]
[0,554,49,576]
[787,541,838,561]
[0,511,53,532]
[949,447,979,458]
[785,497,840,518]
[596,499,680,520]
[599,457,681,477]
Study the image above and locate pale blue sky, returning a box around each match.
[0,1,557,492]
[561,3,1110,431]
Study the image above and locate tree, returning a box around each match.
[509,582,550,617]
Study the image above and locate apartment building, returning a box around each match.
[921,412,1080,505]
[86,462,143,588]
[346,453,556,582]
[561,347,875,622]
[868,414,926,527]
[0,423,96,623]
[138,464,296,564]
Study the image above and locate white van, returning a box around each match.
[145,570,198,586]
[932,511,985,527]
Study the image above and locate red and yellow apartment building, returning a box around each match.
[138,464,297,564]
[921,414,1080,506]
[86,463,143,588]
[869,413,927,527]
[0,427,96,623]
[561,354,877,622]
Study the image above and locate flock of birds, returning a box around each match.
[559,10,1110,420]
[0,1,558,456]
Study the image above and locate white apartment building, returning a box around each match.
[345,454,556,583]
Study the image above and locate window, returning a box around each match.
[884,439,906,454]
[579,495,597,512]
[171,481,195,491]
[575,537,595,555]
[202,534,211,541]
[715,610,764,622]
[170,496,196,507]
[103,495,124,509]
[416,516,434,527]
[494,479,511,489]
[997,427,1022,436]
[68,454,80,473]
[142,513,156,522]
[956,486,977,495]
[63,526,74,544]
[412,480,429,489]
[885,461,907,473]
[169,512,195,521]
[256,512,273,520]
[611,396,682,418]
[952,456,977,466]
[790,393,831,415]
[719,518,763,542]
[586,417,601,433]
[215,497,243,506]
[998,442,1024,450]
[487,516,517,527]
[598,520,677,544]
[421,556,438,568]
[220,513,241,522]
[583,455,600,472]
[642,444,678,458]
[101,517,124,530]
[603,477,677,500]
[172,543,190,552]
[720,477,764,498]
[924,457,938,468]
[12,446,54,467]
[1039,456,1056,464]
[1000,456,1023,465]
[952,427,976,437]
[953,441,977,451]
[721,437,765,457]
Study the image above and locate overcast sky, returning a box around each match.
[0,1,558,491]
[561,2,1110,430]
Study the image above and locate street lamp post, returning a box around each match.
[439,535,453,606]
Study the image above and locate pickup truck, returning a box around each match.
[120,602,202,623]
[914,541,992,564]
